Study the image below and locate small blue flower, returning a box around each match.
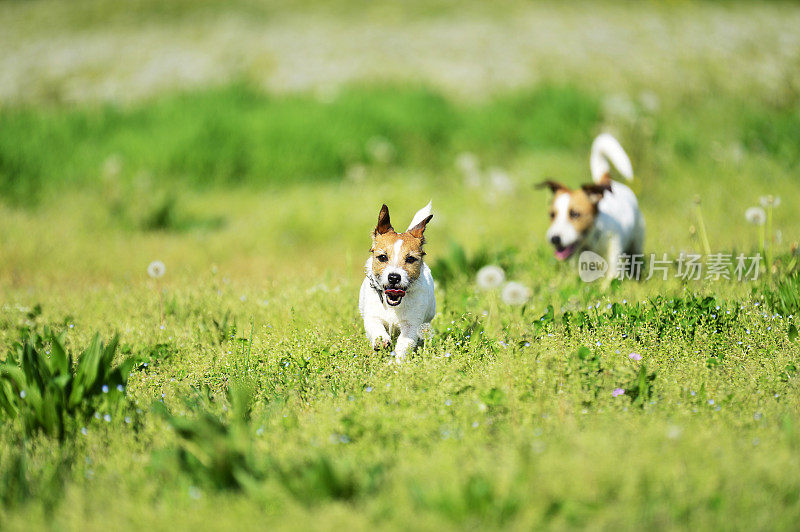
[103,414,111,422]
[117,384,124,392]
[81,427,88,435]
[102,385,109,393]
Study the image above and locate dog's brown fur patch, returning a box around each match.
[564,189,598,234]
[546,183,611,235]
[369,206,431,283]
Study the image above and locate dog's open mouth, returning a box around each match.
[384,289,406,306]
[554,243,576,261]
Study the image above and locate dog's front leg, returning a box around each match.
[364,317,391,351]
[602,236,623,289]
[394,323,421,360]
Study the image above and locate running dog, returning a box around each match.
[538,133,644,280]
[359,202,435,359]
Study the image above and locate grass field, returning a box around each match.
[2,1,800,530]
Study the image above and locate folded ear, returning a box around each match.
[581,183,612,204]
[373,204,393,235]
[536,179,569,194]
[407,214,433,239]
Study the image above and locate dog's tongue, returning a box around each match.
[385,289,406,297]
[554,246,575,261]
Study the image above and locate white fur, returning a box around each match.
[548,134,645,280]
[545,193,580,249]
[584,180,645,279]
[406,201,432,231]
[358,203,436,359]
[590,133,633,182]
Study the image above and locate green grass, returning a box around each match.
[0,84,603,202]
[3,1,800,528]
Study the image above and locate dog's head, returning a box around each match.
[369,204,433,306]
[537,180,611,260]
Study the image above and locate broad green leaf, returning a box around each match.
[789,324,798,342]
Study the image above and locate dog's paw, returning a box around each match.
[388,350,407,365]
[372,337,391,352]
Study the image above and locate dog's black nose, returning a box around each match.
[387,273,401,285]
[550,235,562,247]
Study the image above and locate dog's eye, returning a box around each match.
[569,210,580,219]
[377,254,388,262]
[549,211,555,220]
[405,256,418,264]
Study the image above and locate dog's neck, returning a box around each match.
[366,269,385,304]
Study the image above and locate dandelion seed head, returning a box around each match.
[501,281,531,305]
[476,265,505,290]
[147,260,166,279]
[745,207,766,226]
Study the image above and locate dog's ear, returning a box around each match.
[407,214,433,239]
[581,183,612,204]
[373,204,394,235]
[536,179,569,194]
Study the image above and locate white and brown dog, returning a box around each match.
[538,133,645,280]
[359,202,435,359]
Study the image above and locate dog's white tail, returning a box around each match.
[406,201,432,231]
[590,133,633,183]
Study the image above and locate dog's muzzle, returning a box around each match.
[550,235,578,261]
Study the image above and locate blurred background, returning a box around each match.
[1,0,799,289]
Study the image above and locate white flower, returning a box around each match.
[147,260,166,279]
[745,207,766,226]
[476,265,505,290]
[456,152,481,188]
[345,164,367,183]
[603,93,637,122]
[455,152,479,174]
[102,154,122,179]
[501,281,531,306]
[760,195,780,208]
[638,91,660,113]
[366,136,395,163]
[487,167,514,195]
